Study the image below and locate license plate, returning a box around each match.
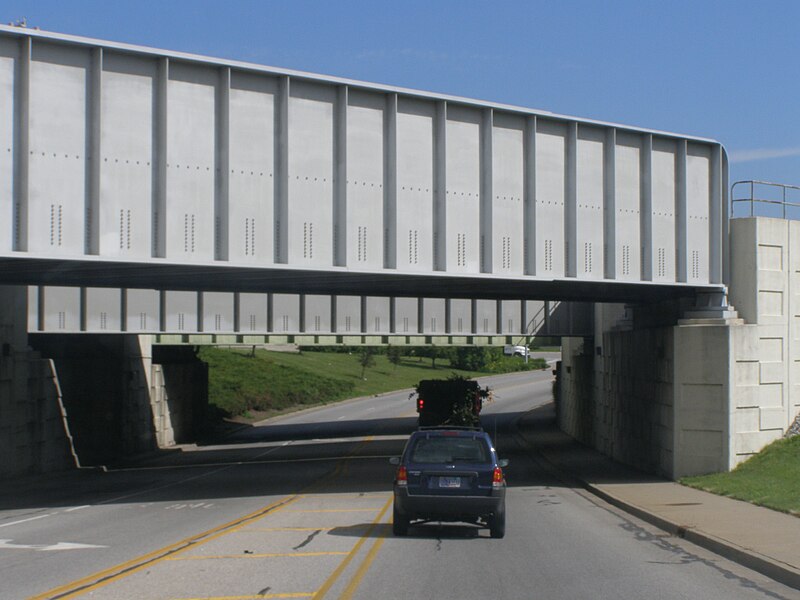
[438,476,461,488]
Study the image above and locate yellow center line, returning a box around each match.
[339,532,387,599]
[284,508,384,513]
[172,594,313,600]
[311,496,392,600]
[28,494,303,600]
[301,493,390,498]
[168,551,349,561]
[34,435,382,599]
[240,527,338,532]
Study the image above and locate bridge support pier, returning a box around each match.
[1,284,209,478]
[27,335,208,467]
[559,305,749,478]
[0,286,75,478]
[559,217,800,478]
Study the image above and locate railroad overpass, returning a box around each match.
[1,25,796,481]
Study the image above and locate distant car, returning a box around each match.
[503,345,529,357]
[390,427,508,538]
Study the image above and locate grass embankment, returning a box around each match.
[681,435,800,516]
[198,347,546,421]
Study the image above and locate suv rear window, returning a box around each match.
[409,437,490,464]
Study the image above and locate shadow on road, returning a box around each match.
[0,402,660,515]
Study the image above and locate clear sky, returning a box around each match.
[4,0,800,199]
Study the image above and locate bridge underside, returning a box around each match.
[0,257,713,304]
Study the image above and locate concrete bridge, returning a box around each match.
[0,26,796,481]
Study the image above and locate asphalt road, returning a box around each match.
[0,368,796,599]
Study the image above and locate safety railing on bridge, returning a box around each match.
[731,180,800,220]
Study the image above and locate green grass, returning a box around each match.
[197,347,547,420]
[681,435,800,516]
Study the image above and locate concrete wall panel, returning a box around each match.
[651,138,677,281]
[27,286,39,331]
[393,297,418,334]
[288,83,334,266]
[445,109,480,273]
[535,120,565,276]
[499,300,521,334]
[228,72,275,264]
[449,298,471,334]
[86,287,121,332]
[101,53,155,259]
[0,39,15,253]
[271,293,300,333]
[421,298,445,334]
[346,95,384,270]
[166,64,216,262]
[126,288,159,332]
[304,294,331,333]
[492,122,524,275]
[474,299,497,335]
[29,43,88,256]
[164,290,198,332]
[239,292,268,333]
[202,291,234,333]
[396,99,434,272]
[576,126,604,279]
[364,296,390,333]
[42,286,81,332]
[334,295,360,334]
[686,144,710,283]
[614,132,641,280]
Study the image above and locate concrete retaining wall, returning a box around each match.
[1,309,208,478]
[28,335,208,466]
[729,217,800,463]
[558,217,800,478]
[0,286,75,478]
[559,320,676,478]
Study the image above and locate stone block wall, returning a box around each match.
[0,286,76,479]
[729,217,800,465]
[559,321,675,478]
[597,326,675,476]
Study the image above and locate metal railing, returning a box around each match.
[731,180,800,219]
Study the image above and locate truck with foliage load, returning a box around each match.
[413,376,491,427]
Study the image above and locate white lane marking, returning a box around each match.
[337,416,346,421]
[0,539,107,551]
[0,514,53,529]
[164,502,214,510]
[64,505,90,513]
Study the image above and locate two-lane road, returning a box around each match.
[0,369,795,599]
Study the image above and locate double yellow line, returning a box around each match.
[29,493,303,600]
[31,437,391,600]
[311,497,390,600]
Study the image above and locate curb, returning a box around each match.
[514,413,800,592]
[583,483,800,592]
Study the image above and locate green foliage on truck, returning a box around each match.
[414,375,491,427]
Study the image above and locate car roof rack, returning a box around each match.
[416,425,484,432]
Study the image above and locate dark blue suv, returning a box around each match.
[390,427,508,538]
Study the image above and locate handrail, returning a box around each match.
[731,180,800,219]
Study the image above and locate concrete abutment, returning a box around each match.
[558,216,800,478]
[0,285,208,479]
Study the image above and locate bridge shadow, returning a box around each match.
[0,405,661,514]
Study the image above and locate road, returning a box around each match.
[0,368,796,599]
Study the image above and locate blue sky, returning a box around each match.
[4,0,800,198]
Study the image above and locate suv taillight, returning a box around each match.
[396,466,408,486]
[417,398,424,412]
[492,467,505,488]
